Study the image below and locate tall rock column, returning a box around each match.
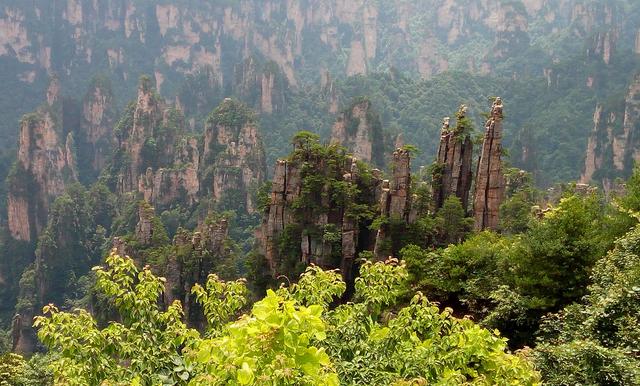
[79,77,116,178]
[374,148,412,259]
[202,98,266,214]
[115,77,162,194]
[7,77,78,241]
[473,98,505,231]
[432,105,474,211]
[330,98,385,167]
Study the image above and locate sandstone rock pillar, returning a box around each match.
[473,98,505,231]
[432,105,474,212]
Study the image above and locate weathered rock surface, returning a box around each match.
[373,148,412,259]
[330,98,384,167]
[2,0,623,86]
[111,81,266,213]
[202,98,266,214]
[473,98,505,231]
[259,152,383,280]
[582,74,640,190]
[432,106,474,212]
[258,141,413,278]
[79,78,116,176]
[125,203,232,328]
[7,77,78,241]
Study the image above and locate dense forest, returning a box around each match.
[1,0,640,385]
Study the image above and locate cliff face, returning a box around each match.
[432,106,474,212]
[202,98,266,214]
[235,57,287,114]
[7,77,78,241]
[582,74,640,189]
[79,78,116,178]
[330,98,385,167]
[473,98,505,231]
[1,0,628,99]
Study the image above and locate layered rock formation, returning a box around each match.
[111,80,265,212]
[126,202,233,328]
[202,98,266,214]
[259,139,412,279]
[473,98,505,231]
[330,98,384,167]
[373,148,413,260]
[235,57,286,114]
[7,77,78,241]
[78,77,116,179]
[2,0,626,89]
[431,106,474,212]
[581,74,640,190]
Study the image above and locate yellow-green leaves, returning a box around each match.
[192,273,248,332]
[35,251,199,386]
[237,362,254,384]
[191,290,337,385]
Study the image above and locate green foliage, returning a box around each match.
[322,259,540,385]
[33,253,539,385]
[500,169,536,234]
[206,98,255,130]
[436,196,474,245]
[284,265,346,309]
[35,251,198,385]
[191,289,338,385]
[0,353,52,386]
[403,191,633,347]
[191,274,248,333]
[534,223,640,385]
[402,231,506,312]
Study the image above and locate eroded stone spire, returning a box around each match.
[473,97,505,231]
[432,105,474,212]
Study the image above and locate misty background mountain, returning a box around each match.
[0,0,638,190]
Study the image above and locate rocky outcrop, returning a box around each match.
[330,98,384,167]
[431,106,474,212]
[11,266,38,355]
[259,138,392,280]
[236,57,286,114]
[139,137,200,208]
[373,148,412,259]
[7,77,78,241]
[135,202,158,247]
[114,77,164,194]
[260,159,299,273]
[110,77,200,209]
[581,74,640,190]
[473,98,505,231]
[110,83,266,213]
[79,77,116,177]
[321,71,339,114]
[202,98,266,214]
[122,203,232,328]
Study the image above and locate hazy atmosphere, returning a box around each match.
[0,1,639,384]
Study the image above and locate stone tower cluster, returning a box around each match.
[432,98,506,231]
[431,105,474,212]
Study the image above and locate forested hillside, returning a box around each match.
[1,1,640,385]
